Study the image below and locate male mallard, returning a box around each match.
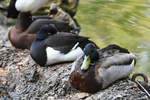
[69,43,136,93]
[30,25,97,66]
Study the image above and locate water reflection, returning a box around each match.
[76,0,150,78]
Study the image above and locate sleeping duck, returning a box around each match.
[30,25,98,66]
[69,43,137,93]
[8,12,72,49]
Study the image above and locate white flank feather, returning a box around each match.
[46,46,84,65]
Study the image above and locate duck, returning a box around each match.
[69,43,137,93]
[8,11,73,49]
[30,24,98,66]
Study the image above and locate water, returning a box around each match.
[76,0,150,78]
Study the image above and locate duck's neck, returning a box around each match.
[15,12,32,32]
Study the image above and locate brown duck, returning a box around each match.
[8,12,72,49]
[69,43,137,93]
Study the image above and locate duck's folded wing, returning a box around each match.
[26,19,71,34]
[101,44,129,53]
[101,53,137,69]
[44,33,92,54]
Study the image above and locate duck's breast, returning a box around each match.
[8,27,35,49]
[70,63,103,93]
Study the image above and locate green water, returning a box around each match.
[76,0,150,77]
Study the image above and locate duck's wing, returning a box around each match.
[100,53,136,69]
[26,19,71,34]
[98,44,129,58]
[44,33,94,54]
[96,53,136,89]
[101,44,129,53]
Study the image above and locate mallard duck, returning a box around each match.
[30,25,98,66]
[8,12,72,49]
[69,43,136,93]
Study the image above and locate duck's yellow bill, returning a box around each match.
[81,55,91,71]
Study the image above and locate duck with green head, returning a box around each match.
[69,43,137,93]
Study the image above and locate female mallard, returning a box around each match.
[69,43,137,93]
[30,25,98,66]
[8,11,72,49]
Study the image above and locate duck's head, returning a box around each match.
[36,24,57,40]
[80,43,99,71]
